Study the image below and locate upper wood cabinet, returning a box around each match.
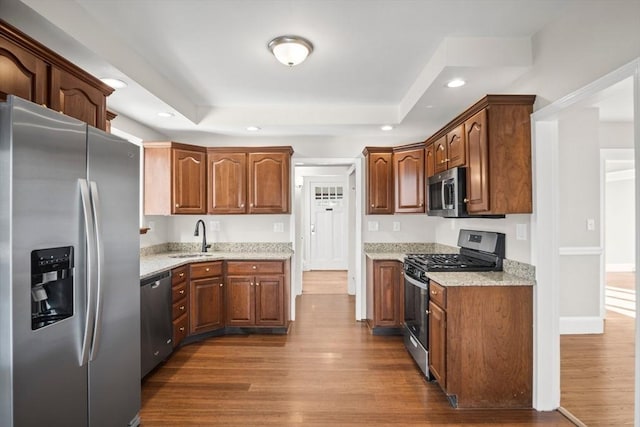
[144,142,207,215]
[248,151,291,214]
[207,151,246,214]
[425,94,536,215]
[363,147,394,215]
[393,144,425,213]
[207,147,292,214]
[0,20,112,130]
[433,125,466,174]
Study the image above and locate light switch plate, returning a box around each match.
[516,223,527,241]
[368,221,379,232]
[587,218,595,231]
[209,221,220,231]
[273,222,284,233]
[393,221,401,231]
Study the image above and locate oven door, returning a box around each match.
[403,273,428,349]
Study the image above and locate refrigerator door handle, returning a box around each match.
[79,179,97,366]
[89,181,104,360]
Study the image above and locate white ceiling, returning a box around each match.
[10,0,621,141]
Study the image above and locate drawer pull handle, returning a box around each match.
[179,326,185,332]
[409,336,418,348]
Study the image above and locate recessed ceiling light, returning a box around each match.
[100,78,127,89]
[381,125,394,131]
[246,126,261,132]
[446,79,466,88]
[157,112,174,118]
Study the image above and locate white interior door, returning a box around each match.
[307,178,348,270]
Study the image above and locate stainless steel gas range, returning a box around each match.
[403,229,505,379]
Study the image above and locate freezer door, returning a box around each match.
[3,96,89,426]
[86,126,141,426]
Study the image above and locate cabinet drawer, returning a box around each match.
[173,313,189,347]
[429,281,446,308]
[172,281,187,302]
[172,298,188,320]
[172,266,188,286]
[226,261,284,275]
[190,261,223,279]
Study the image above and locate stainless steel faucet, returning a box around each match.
[193,219,211,252]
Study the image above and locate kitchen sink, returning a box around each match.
[168,253,215,259]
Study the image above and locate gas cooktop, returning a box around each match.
[404,230,505,274]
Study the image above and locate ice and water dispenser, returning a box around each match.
[31,246,74,330]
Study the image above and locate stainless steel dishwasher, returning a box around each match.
[140,271,173,378]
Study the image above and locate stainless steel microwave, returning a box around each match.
[427,167,467,217]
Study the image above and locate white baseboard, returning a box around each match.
[559,316,604,335]
[606,263,636,272]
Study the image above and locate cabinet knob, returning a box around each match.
[256,282,260,286]
[431,290,438,295]
[250,203,254,207]
[179,305,185,311]
[419,202,423,207]
[252,265,257,270]
[370,204,374,208]
[425,310,430,315]
[175,203,180,208]
[240,203,245,208]
[251,282,254,286]
[179,289,185,295]
[463,198,469,203]
[179,272,185,278]
[220,283,223,287]
[179,327,185,332]
[205,267,210,272]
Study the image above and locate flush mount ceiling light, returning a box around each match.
[446,79,466,88]
[246,126,261,132]
[381,125,394,131]
[157,112,174,118]
[100,78,127,89]
[268,35,314,67]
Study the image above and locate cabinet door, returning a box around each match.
[226,276,255,326]
[433,136,448,174]
[373,261,401,327]
[172,148,206,214]
[425,144,436,178]
[446,124,466,169]
[394,148,425,213]
[255,275,284,326]
[428,301,446,387]
[190,277,225,334]
[248,152,290,214]
[0,38,47,104]
[464,109,490,213]
[367,152,394,214]
[49,67,107,130]
[208,152,247,214]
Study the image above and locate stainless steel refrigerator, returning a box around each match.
[0,96,141,426]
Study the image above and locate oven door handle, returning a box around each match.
[404,272,428,290]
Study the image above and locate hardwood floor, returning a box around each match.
[303,270,348,294]
[142,293,572,426]
[560,272,636,426]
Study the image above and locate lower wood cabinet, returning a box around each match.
[189,261,225,334]
[171,265,189,348]
[226,260,287,327]
[365,258,404,332]
[428,280,533,408]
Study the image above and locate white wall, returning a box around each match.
[363,214,438,243]
[606,173,635,270]
[140,215,170,248]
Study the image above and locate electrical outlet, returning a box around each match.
[516,223,527,241]
[393,221,401,231]
[367,221,379,232]
[273,222,284,233]
[587,218,595,231]
[147,221,155,232]
[209,221,220,231]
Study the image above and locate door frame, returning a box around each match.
[291,157,364,320]
[530,58,640,415]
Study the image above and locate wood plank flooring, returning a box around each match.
[303,270,348,294]
[560,272,636,426]
[141,292,573,426]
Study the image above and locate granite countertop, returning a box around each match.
[364,243,535,287]
[140,251,292,280]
